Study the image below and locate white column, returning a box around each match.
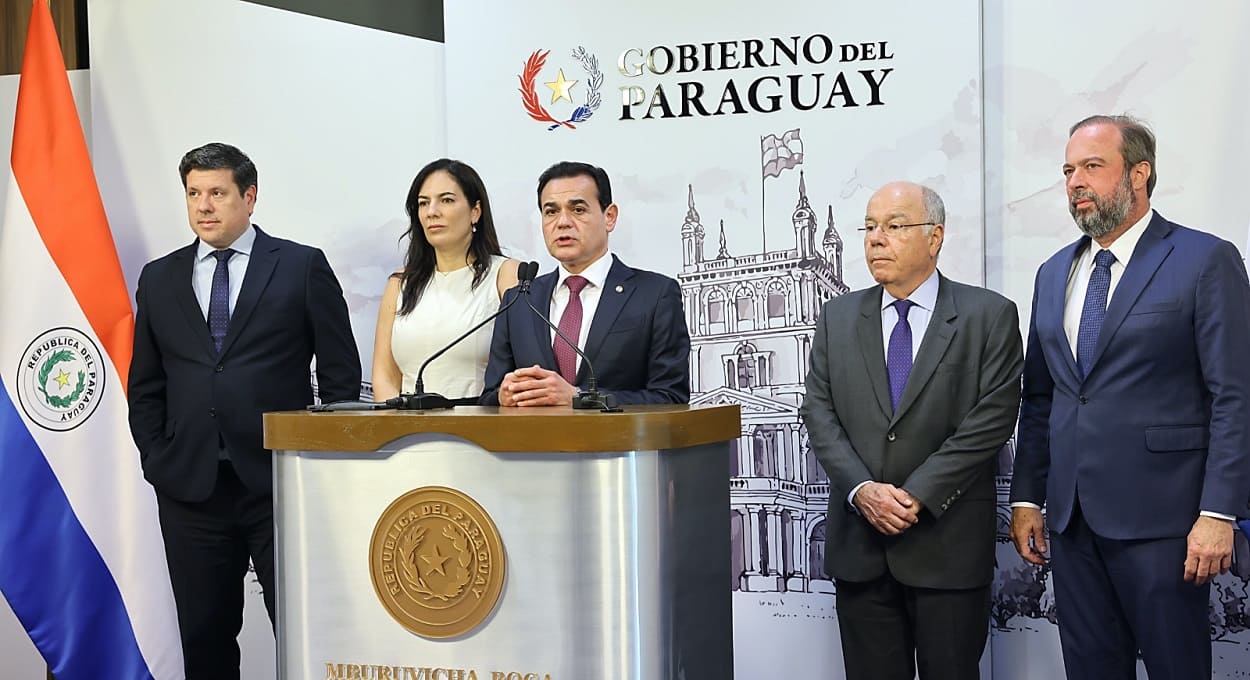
[765,509,783,576]
[743,505,762,575]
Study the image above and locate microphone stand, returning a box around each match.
[521,277,622,413]
[389,262,538,410]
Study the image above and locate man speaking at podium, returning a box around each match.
[481,161,690,406]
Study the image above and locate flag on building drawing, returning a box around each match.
[0,2,183,678]
[761,129,804,178]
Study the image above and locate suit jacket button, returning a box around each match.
[208,408,216,417]
[215,365,224,373]
[887,432,896,442]
[1079,395,1088,404]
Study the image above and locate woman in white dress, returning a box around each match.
[372,159,520,402]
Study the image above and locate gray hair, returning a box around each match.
[1070,114,1157,198]
[919,185,945,235]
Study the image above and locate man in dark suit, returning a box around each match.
[800,181,1023,680]
[128,143,360,679]
[481,161,689,406]
[1010,115,1250,679]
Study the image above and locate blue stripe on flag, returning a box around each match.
[0,375,156,680]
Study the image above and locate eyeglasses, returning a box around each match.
[857,222,936,236]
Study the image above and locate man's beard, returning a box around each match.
[1070,173,1134,239]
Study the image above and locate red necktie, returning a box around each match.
[554,275,589,383]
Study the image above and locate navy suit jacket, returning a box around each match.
[481,255,690,405]
[128,226,361,502]
[1012,212,1250,538]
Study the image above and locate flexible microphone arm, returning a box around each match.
[519,263,621,412]
[388,261,538,410]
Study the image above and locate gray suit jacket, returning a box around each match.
[799,274,1023,589]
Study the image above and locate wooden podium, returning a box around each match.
[264,404,740,680]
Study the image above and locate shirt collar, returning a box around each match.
[881,267,940,312]
[197,224,256,261]
[1090,209,1153,268]
[557,250,613,291]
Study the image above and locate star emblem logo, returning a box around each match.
[518,47,603,131]
[420,543,452,576]
[544,69,578,104]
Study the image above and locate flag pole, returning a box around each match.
[760,136,767,254]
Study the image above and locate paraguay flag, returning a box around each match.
[0,2,183,679]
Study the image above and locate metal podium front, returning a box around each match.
[264,404,739,680]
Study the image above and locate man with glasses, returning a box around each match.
[800,181,1023,680]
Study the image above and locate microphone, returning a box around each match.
[389,261,539,410]
[307,399,395,412]
[518,261,621,412]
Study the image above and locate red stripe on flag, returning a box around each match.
[11,0,133,389]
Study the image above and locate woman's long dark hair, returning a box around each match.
[394,159,503,316]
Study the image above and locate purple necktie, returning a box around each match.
[554,275,589,384]
[208,249,235,353]
[1076,249,1115,378]
[887,299,915,411]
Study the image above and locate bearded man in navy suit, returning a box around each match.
[1010,116,1250,679]
[482,161,689,407]
[128,143,360,679]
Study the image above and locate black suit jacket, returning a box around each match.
[799,275,1023,589]
[481,255,690,405]
[128,226,361,502]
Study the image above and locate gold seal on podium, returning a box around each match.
[369,486,506,638]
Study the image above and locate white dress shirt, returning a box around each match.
[848,268,941,508]
[1060,210,1151,360]
[193,225,255,319]
[548,250,614,378]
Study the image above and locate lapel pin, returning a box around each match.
[615,285,624,293]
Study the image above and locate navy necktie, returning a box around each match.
[886,299,915,411]
[208,249,235,353]
[1076,249,1116,378]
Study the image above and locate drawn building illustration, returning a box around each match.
[677,171,848,594]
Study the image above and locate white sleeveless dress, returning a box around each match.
[390,255,507,399]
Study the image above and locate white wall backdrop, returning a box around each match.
[87,0,443,376]
[3,1,1250,678]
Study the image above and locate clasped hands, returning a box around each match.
[854,482,923,535]
[498,365,577,407]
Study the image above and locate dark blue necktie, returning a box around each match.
[886,299,915,411]
[1076,249,1116,377]
[208,249,235,353]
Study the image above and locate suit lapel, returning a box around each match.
[854,288,892,418]
[172,243,217,357]
[891,275,957,425]
[529,271,559,370]
[1087,214,1174,373]
[1049,238,1085,386]
[580,256,635,383]
[219,227,278,357]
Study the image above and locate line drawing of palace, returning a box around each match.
[677,170,848,595]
